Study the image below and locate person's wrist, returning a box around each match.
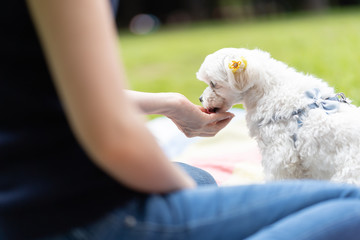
[160,92,186,118]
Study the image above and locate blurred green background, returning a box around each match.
[119,7,360,115]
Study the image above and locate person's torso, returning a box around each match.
[0,1,139,239]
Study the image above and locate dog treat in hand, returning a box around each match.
[204,109,213,114]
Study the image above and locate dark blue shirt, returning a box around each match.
[0,1,141,239]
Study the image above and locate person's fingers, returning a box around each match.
[194,116,233,138]
[214,117,233,129]
[196,131,217,137]
[207,112,234,123]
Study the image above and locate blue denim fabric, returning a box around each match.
[42,181,360,240]
[175,162,217,186]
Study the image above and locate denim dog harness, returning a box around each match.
[291,88,349,143]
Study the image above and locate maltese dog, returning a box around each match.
[198,48,360,185]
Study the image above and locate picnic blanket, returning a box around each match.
[147,108,264,185]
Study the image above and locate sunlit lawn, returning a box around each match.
[119,8,360,115]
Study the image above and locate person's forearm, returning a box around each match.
[125,90,181,116]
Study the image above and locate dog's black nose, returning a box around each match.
[199,96,203,103]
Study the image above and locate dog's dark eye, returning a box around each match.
[210,81,216,88]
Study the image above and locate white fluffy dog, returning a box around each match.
[197,48,360,185]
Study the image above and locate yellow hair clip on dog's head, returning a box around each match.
[228,57,247,73]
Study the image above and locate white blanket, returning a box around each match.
[147,108,264,185]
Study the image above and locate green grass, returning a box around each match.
[119,8,360,110]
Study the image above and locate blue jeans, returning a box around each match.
[176,162,217,186]
[42,177,360,239]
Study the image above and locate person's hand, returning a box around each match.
[166,94,235,137]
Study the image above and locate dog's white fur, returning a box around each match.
[197,48,360,185]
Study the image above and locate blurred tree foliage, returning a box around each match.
[115,0,360,28]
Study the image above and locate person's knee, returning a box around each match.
[175,162,217,186]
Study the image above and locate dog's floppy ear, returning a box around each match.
[225,56,250,92]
